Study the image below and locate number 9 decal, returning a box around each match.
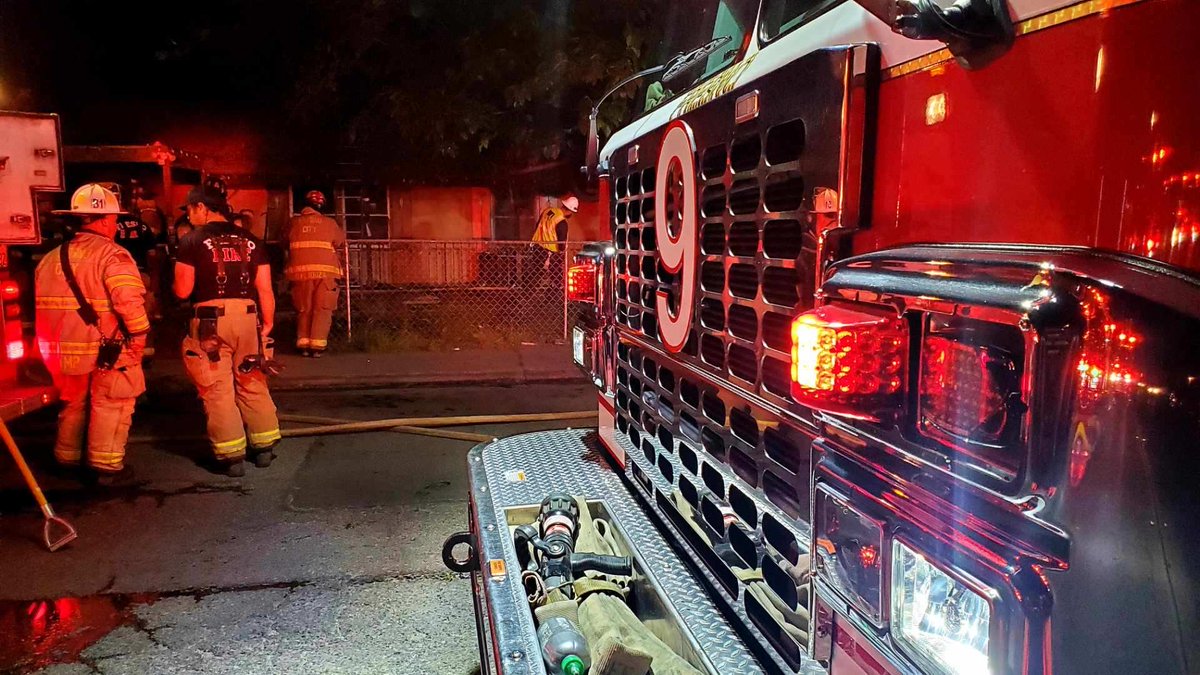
[655,121,698,353]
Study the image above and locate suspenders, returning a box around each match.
[209,232,254,298]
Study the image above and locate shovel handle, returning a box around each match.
[0,418,51,510]
[44,516,78,552]
[0,418,78,552]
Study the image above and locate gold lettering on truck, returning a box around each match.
[674,55,758,118]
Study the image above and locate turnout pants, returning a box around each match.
[52,361,146,473]
[291,277,338,352]
[182,299,281,463]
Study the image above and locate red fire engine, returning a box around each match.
[0,112,62,422]
[449,0,1198,673]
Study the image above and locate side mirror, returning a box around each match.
[580,64,666,182]
[584,111,599,182]
[857,0,1014,70]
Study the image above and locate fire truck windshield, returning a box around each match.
[640,0,758,114]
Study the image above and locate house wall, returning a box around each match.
[387,187,493,240]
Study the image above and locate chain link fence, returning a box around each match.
[322,240,593,352]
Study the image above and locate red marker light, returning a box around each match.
[791,304,908,420]
[7,340,24,360]
[1,280,18,299]
[921,337,1006,439]
[858,544,879,569]
[567,264,597,303]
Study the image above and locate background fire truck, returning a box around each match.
[454,0,1200,674]
[0,111,62,422]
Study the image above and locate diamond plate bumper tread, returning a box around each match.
[469,429,766,674]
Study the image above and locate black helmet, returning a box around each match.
[180,185,228,212]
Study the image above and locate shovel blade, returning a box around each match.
[43,516,78,552]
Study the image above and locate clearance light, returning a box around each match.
[6,340,24,361]
[892,540,993,675]
[1,280,18,299]
[566,264,597,303]
[791,304,907,420]
[920,337,1010,441]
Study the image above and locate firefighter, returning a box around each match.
[174,185,281,477]
[530,194,578,285]
[36,184,150,483]
[283,190,344,357]
[107,183,159,363]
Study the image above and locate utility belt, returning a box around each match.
[193,301,258,363]
[192,303,257,319]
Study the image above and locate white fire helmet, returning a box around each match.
[52,183,127,216]
[561,194,580,213]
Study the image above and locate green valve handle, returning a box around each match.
[561,654,586,675]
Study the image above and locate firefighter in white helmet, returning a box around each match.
[36,184,151,484]
[530,194,578,284]
[283,190,344,357]
[174,185,281,477]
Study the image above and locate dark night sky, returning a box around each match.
[1,0,320,140]
[0,0,665,184]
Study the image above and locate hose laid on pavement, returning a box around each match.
[277,411,597,438]
[121,410,597,444]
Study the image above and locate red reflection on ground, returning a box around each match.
[0,594,157,673]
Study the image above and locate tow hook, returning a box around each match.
[442,531,479,573]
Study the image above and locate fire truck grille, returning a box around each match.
[614,340,817,670]
[606,45,868,670]
[612,113,818,412]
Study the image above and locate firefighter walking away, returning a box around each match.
[284,190,344,357]
[174,185,281,477]
[35,184,151,484]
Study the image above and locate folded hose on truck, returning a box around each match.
[535,495,703,675]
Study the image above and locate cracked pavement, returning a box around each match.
[0,382,595,674]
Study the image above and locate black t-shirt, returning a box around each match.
[115,215,157,270]
[176,221,269,303]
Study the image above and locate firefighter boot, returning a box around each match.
[225,460,246,477]
[251,440,278,468]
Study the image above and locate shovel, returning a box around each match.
[0,418,77,551]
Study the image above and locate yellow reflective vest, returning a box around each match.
[35,231,150,376]
[284,207,345,280]
[532,207,567,253]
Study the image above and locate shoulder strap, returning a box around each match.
[60,240,101,327]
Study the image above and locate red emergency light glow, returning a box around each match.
[6,340,24,360]
[1,280,18,299]
[567,264,597,303]
[920,337,1007,440]
[791,304,907,420]
[858,543,879,569]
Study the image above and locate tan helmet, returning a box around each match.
[52,183,127,216]
[561,194,580,213]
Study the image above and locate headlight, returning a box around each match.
[891,539,992,675]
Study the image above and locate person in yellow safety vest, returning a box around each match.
[173,185,281,477]
[36,184,151,485]
[530,194,578,286]
[531,194,579,254]
[283,190,345,357]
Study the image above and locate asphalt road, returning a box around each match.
[0,381,596,674]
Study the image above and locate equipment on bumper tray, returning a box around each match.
[513,492,633,598]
